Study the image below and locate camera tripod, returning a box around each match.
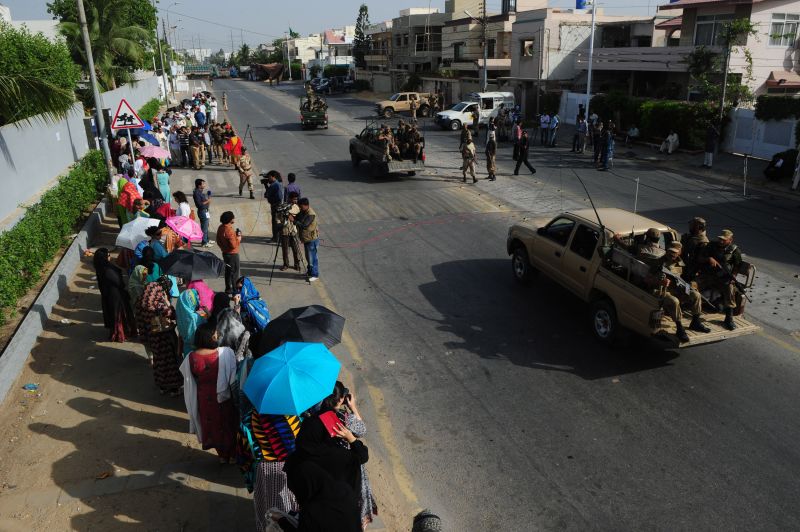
[268,231,307,286]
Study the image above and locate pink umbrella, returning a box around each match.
[166,216,204,242]
[138,145,170,159]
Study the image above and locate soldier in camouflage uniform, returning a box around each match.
[658,242,711,342]
[697,229,742,330]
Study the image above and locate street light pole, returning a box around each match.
[584,0,597,121]
[150,0,169,104]
[465,7,488,92]
[76,0,113,181]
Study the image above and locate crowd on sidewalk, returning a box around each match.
[83,90,440,531]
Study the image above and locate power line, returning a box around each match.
[161,8,283,41]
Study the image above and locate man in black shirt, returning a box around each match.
[178,126,191,168]
[513,130,536,175]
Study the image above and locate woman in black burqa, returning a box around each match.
[92,248,135,342]
[276,413,368,531]
[276,460,361,532]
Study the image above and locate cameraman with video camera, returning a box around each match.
[278,192,302,272]
[261,170,283,243]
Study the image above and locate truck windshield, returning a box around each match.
[389,93,400,101]
[452,102,470,112]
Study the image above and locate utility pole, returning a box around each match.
[285,32,293,81]
[536,26,542,115]
[584,0,597,121]
[76,0,113,181]
[465,3,488,92]
[151,0,169,103]
[719,39,731,124]
[162,19,176,100]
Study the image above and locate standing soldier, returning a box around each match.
[471,108,481,141]
[236,146,256,199]
[410,97,418,123]
[698,229,742,330]
[658,242,711,343]
[513,130,536,175]
[680,216,709,280]
[222,91,228,111]
[461,138,477,183]
[459,122,472,152]
[485,136,497,181]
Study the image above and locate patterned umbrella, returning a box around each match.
[138,145,170,159]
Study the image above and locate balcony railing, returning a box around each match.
[574,45,722,72]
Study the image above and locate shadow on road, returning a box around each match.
[418,258,679,380]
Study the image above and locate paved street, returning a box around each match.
[218,78,800,530]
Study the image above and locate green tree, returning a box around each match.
[0,22,80,125]
[235,43,251,66]
[352,4,371,69]
[50,0,154,89]
[209,48,227,65]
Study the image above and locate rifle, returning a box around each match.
[661,266,714,307]
[716,264,752,303]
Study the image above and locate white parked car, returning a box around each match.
[434,91,515,131]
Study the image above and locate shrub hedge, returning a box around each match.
[137,98,162,123]
[590,93,719,150]
[0,150,106,324]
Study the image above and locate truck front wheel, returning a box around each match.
[511,246,534,284]
[382,107,394,119]
[590,300,618,343]
[351,153,360,168]
[449,120,461,131]
[419,105,430,117]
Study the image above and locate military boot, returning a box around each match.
[689,315,711,333]
[676,322,690,343]
[723,308,736,330]
[249,191,255,200]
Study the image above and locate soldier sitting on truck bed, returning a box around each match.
[407,125,423,163]
[657,242,711,342]
[378,125,402,161]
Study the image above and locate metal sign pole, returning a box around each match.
[127,128,136,162]
[743,154,748,197]
[633,177,640,213]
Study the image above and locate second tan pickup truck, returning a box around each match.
[506,208,760,347]
[375,92,431,119]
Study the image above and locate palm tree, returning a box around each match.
[0,72,76,126]
[58,0,152,90]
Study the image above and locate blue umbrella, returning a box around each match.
[244,342,341,416]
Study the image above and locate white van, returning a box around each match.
[434,91,515,131]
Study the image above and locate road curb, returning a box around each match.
[0,200,108,404]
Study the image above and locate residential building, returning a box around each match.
[505,8,668,115]
[364,20,393,72]
[572,0,800,101]
[325,26,355,69]
[441,0,546,81]
[288,34,324,67]
[390,7,447,75]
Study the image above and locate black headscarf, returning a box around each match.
[283,460,361,532]
[289,415,368,494]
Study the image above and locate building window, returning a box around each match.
[694,14,735,46]
[520,39,534,56]
[770,13,799,46]
[396,35,402,46]
[487,38,496,58]
[403,33,409,46]
[454,42,465,60]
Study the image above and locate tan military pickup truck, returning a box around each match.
[506,208,760,347]
[375,92,431,119]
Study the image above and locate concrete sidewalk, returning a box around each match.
[0,161,393,530]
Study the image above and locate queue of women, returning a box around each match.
[90,131,379,532]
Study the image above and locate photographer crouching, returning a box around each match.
[261,170,283,243]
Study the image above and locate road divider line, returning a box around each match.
[758,330,800,355]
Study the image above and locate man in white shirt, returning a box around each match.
[539,113,550,145]
[660,131,679,154]
[209,97,218,123]
[548,114,559,147]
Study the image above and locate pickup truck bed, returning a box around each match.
[657,312,761,347]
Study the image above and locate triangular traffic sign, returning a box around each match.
[111,98,144,130]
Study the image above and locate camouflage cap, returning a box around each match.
[689,216,706,225]
[645,227,661,240]
[667,241,682,252]
[718,229,734,240]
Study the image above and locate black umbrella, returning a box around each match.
[158,249,224,281]
[252,305,345,356]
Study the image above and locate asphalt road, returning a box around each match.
[215,79,800,531]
